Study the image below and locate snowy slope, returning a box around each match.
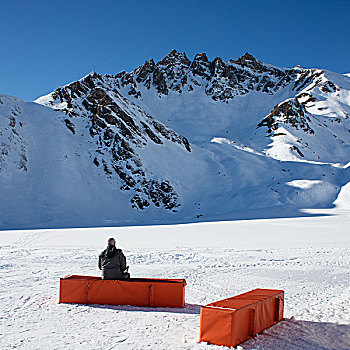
[0,214,349,349]
[0,93,199,228]
[1,51,350,228]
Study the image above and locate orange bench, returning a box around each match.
[199,288,284,347]
[59,275,186,308]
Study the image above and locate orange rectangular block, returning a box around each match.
[59,275,186,308]
[199,288,284,347]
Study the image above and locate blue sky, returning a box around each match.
[1,0,349,101]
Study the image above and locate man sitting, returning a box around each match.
[98,237,129,280]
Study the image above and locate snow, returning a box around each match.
[211,137,264,156]
[287,180,323,190]
[1,56,350,348]
[2,56,350,229]
[334,181,350,208]
[1,212,349,349]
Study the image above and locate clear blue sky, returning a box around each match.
[1,0,349,101]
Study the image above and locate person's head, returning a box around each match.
[107,237,116,247]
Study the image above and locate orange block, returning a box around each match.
[199,288,284,347]
[59,275,186,308]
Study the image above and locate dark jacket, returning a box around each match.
[98,247,127,280]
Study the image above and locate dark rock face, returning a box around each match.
[191,53,211,80]
[135,59,156,84]
[158,49,191,67]
[63,119,75,134]
[258,99,314,135]
[293,69,323,92]
[320,81,339,93]
[152,68,168,95]
[113,50,331,103]
[290,145,305,157]
[235,52,263,71]
[0,104,27,173]
[47,73,191,212]
[47,51,334,112]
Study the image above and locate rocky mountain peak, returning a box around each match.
[190,52,211,80]
[192,52,209,63]
[212,57,223,65]
[134,59,156,84]
[235,52,262,70]
[237,52,257,62]
[157,49,191,67]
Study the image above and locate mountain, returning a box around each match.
[1,50,350,229]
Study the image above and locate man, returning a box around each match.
[98,237,128,280]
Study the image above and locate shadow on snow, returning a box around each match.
[87,302,201,315]
[67,304,350,349]
[0,206,335,231]
[242,318,350,350]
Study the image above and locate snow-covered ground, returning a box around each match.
[1,210,349,349]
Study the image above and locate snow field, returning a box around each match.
[0,216,349,349]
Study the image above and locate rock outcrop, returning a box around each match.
[41,72,192,211]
